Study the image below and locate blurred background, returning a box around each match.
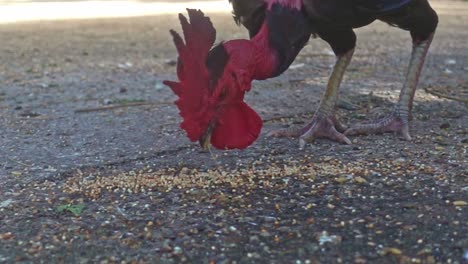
[0,0,230,23]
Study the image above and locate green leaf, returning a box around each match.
[56,204,85,216]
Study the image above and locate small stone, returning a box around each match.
[453,201,467,206]
[249,236,260,243]
[317,231,341,245]
[0,233,14,240]
[380,247,403,256]
[155,82,165,90]
[0,199,13,208]
[435,146,445,151]
[439,123,450,129]
[165,59,177,66]
[160,239,172,252]
[11,171,22,177]
[247,252,261,258]
[19,111,40,117]
[263,216,276,222]
[443,68,453,74]
[354,176,367,184]
[334,176,348,184]
[173,246,183,255]
[117,62,133,68]
[289,63,305,70]
[444,59,456,65]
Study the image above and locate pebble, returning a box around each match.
[249,236,260,243]
[155,82,165,90]
[444,59,456,65]
[0,199,13,208]
[165,59,177,66]
[318,231,341,245]
[173,246,183,255]
[439,123,450,129]
[247,252,261,259]
[453,201,467,206]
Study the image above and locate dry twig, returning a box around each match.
[75,102,171,113]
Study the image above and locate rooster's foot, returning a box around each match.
[344,112,411,140]
[269,116,351,148]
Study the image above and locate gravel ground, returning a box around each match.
[0,1,467,263]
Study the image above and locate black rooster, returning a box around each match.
[232,0,438,147]
[165,0,438,149]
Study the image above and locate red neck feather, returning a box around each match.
[224,22,279,81]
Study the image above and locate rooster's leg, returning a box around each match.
[270,48,354,148]
[345,33,434,140]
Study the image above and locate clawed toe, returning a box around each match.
[269,111,414,148]
[267,124,311,138]
[269,116,351,148]
[344,114,412,140]
[300,126,351,148]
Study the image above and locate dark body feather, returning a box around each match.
[229,0,438,57]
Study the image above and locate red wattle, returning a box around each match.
[209,22,279,149]
[210,102,262,149]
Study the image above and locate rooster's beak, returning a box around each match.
[199,122,215,150]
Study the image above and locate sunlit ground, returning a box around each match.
[0,0,230,24]
[0,0,465,24]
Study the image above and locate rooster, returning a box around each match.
[164,0,438,150]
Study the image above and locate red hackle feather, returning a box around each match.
[163,9,264,149]
[163,9,216,142]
